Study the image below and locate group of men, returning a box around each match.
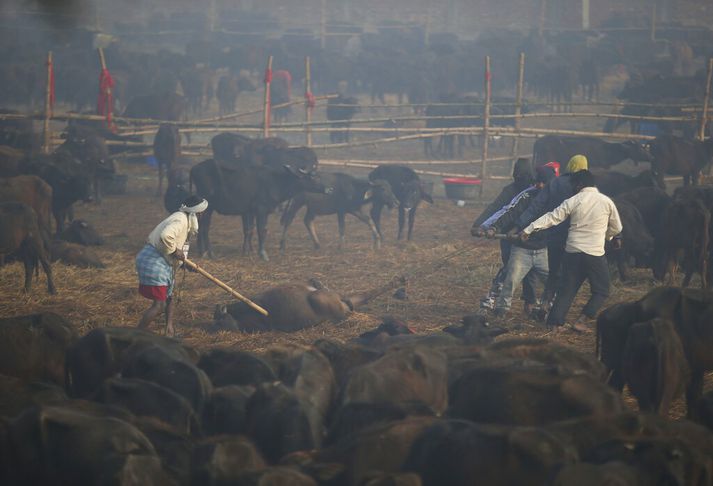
[472,155,623,333]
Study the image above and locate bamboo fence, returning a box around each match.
[11,50,713,189]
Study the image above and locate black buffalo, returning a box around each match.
[279,173,396,252]
[153,123,181,196]
[0,202,55,294]
[532,135,651,169]
[368,165,433,241]
[649,135,713,187]
[189,160,328,260]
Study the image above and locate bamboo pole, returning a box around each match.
[305,56,313,147]
[263,55,273,138]
[320,0,327,50]
[538,0,547,36]
[480,55,491,198]
[182,258,268,316]
[42,51,52,154]
[510,52,525,172]
[699,58,713,141]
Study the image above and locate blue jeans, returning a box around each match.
[496,246,549,311]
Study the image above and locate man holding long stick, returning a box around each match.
[135,195,208,336]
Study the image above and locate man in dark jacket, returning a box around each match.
[477,166,556,317]
[471,158,536,309]
[514,155,588,307]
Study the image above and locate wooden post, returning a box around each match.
[304,56,313,147]
[42,51,53,154]
[320,0,327,50]
[699,58,713,140]
[263,55,273,138]
[538,0,547,36]
[510,52,525,172]
[480,55,491,198]
[424,8,432,47]
[650,4,657,41]
[582,0,590,30]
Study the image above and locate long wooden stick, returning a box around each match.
[511,51,525,173]
[305,56,312,147]
[263,55,273,138]
[182,258,268,316]
[699,57,713,140]
[42,51,53,154]
[480,55,491,199]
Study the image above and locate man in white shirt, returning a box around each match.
[519,170,622,331]
[135,195,208,336]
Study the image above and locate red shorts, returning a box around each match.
[138,284,169,301]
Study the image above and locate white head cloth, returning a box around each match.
[180,199,208,236]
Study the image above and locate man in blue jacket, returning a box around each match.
[476,165,556,317]
[471,158,536,310]
[514,155,588,310]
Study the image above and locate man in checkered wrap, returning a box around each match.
[135,195,208,336]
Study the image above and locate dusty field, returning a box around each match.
[1,156,688,412]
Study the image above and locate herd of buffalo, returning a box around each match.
[3,285,713,485]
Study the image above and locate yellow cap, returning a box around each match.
[566,155,588,173]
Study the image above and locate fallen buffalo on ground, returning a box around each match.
[213,280,401,332]
[0,313,75,385]
[50,240,105,268]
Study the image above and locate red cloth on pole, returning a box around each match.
[273,70,292,99]
[264,68,273,84]
[47,59,55,115]
[97,68,115,130]
[305,91,316,109]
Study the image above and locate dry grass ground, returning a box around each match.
[2,69,711,419]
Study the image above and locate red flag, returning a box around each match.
[47,58,55,116]
[305,91,316,110]
[97,68,115,130]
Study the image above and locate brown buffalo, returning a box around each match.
[0,175,52,233]
[50,240,105,268]
[0,405,169,484]
[0,202,55,294]
[214,284,351,333]
[342,347,448,415]
[0,313,75,385]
